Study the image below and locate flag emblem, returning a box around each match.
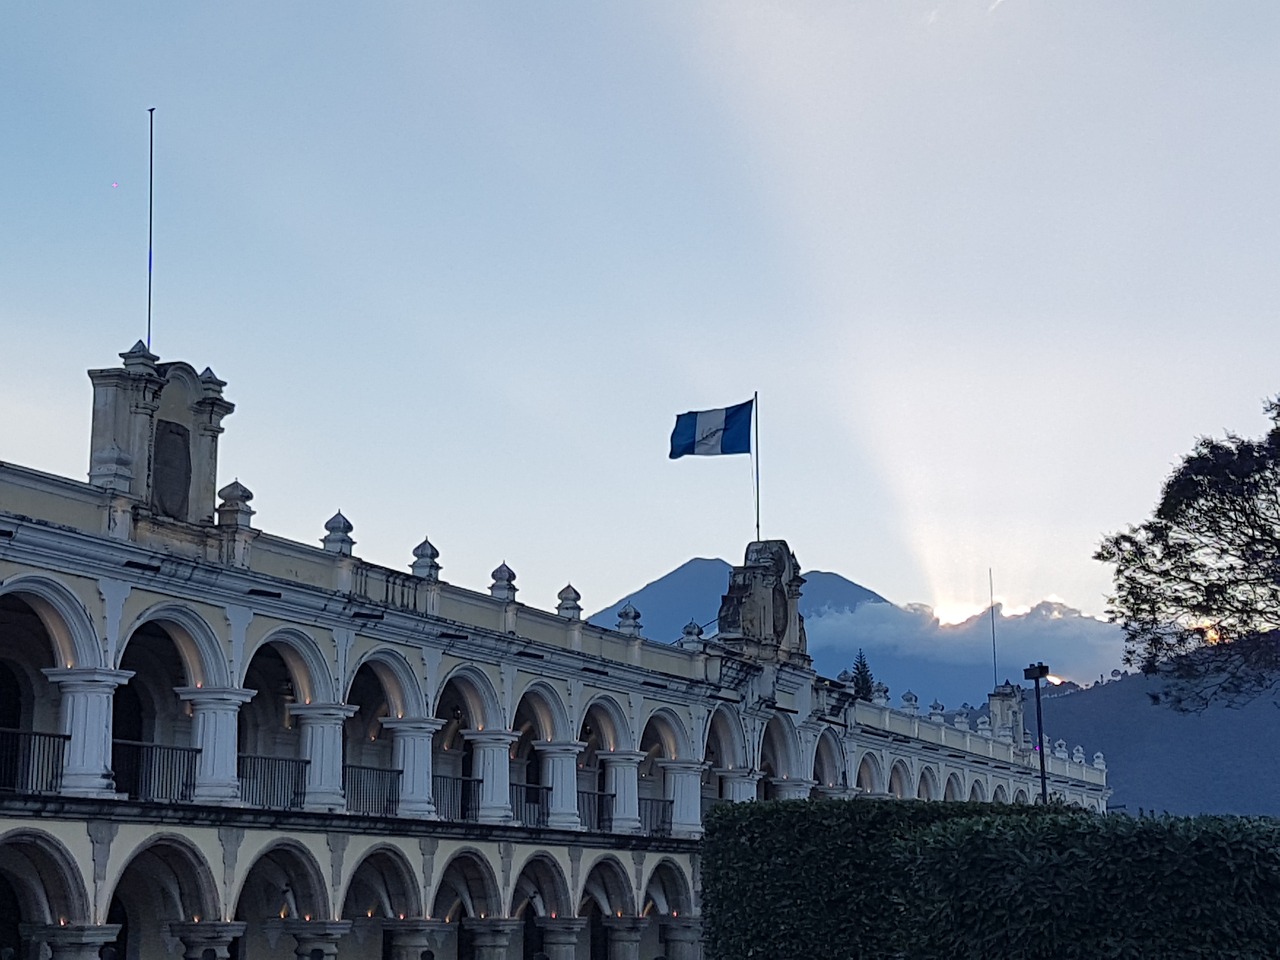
[669,399,754,459]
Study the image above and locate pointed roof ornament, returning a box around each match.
[321,511,355,555]
[616,602,642,637]
[556,584,582,620]
[216,479,255,528]
[490,562,517,601]
[411,536,442,581]
[681,619,704,643]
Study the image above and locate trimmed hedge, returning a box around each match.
[701,800,1280,960]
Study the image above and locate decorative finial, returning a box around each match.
[216,480,255,528]
[556,584,582,619]
[490,562,517,601]
[321,511,355,555]
[411,536,441,581]
[616,602,642,637]
[681,619,704,643]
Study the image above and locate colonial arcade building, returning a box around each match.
[0,345,1108,960]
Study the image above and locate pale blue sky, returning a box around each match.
[3,2,1278,624]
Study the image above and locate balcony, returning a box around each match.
[639,797,673,837]
[343,763,402,817]
[433,774,480,822]
[510,782,550,827]
[578,789,615,832]
[112,740,200,802]
[238,753,308,810]
[0,729,67,795]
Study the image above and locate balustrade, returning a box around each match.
[112,740,199,802]
[0,728,67,795]
[237,753,308,810]
[639,796,673,837]
[509,781,550,827]
[342,763,402,816]
[578,789,615,832]
[432,774,481,822]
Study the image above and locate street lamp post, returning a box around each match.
[1023,662,1049,805]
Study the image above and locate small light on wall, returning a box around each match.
[193,915,201,923]
[304,914,311,922]
[367,909,374,918]
[551,912,556,919]
[58,918,67,927]
[673,910,679,917]
[196,682,203,689]
[398,913,405,921]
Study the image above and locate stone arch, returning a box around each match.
[888,760,911,799]
[508,851,572,920]
[118,603,231,688]
[917,766,940,801]
[579,854,636,917]
[231,839,329,923]
[0,828,91,925]
[855,752,883,795]
[639,707,693,761]
[640,858,693,918]
[578,695,634,752]
[431,849,502,921]
[1013,787,1030,805]
[702,705,748,769]
[0,574,100,669]
[992,783,1009,804]
[944,772,964,802]
[345,647,426,720]
[435,665,503,731]
[105,833,221,925]
[810,728,845,790]
[513,680,572,742]
[758,713,800,778]
[339,844,422,921]
[244,627,336,704]
[968,779,987,802]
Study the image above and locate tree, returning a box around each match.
[1095,396,1280,708]
[852,648,875,702]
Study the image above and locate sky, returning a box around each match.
[2,2,1279,628]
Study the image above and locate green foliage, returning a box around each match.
[852,648,875,701]
[1095,396,1280,708]
[703,800,1280,960]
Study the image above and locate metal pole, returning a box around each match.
[1034,676,1048,805]
[753,391,760,542]
[147,106,155,350]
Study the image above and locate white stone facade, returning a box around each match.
[0,346,1107,960]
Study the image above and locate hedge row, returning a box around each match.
[701,800,1280,960]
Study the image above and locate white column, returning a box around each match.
[536,918,587,960]
[535,740,585,830]
[32,925,121,960]
[283,920,350,960]
[603,918,648,960]
[42,667,133,798]
[772,777,816,800]
[659,759,705,838]
[169,922,247,960]
[717,768,760,803]
[381,717,445,818]
[601,751,645,834]
[288,703,357,812]
[660,919,703,960]
[175,687,255,802]
[463,730,520,824]
[461,919,520,960]
[384,920,452,960]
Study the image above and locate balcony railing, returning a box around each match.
[238,753,308,810]
[701,795,729,820]
[113,740,200,802]
[343,764,402,817]
[639,796,673,837]
[433,774,481,822]
[578,789,615,832]
[510,782,550,827]
[0,729,67,795]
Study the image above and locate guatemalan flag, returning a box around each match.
[669,399,754,459]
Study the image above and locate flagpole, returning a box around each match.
[147,106,155,351]
[753,390,760,542]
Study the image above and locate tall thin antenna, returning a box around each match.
[752,391,761,542]
[147,106,155,350]
[989,567,999,687]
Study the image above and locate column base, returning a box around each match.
[546,811,582,830]
[191,779,243,803]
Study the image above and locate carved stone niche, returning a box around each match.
[716,540,809,665]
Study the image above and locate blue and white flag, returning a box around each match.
[669,399,754,459]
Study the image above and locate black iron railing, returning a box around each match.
[578,789,615,832]
[639,796,673,837]
[238,753,308,810]
[433,774,481,822]
[510,781,550,827]
[0,728,67,795]
[343,763,402,817]
[112,740,200,802]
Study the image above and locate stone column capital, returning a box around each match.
[535,916,588,936]
[657,758,706,775]
[602,916,650,936]
[288,703,359,722]
[168,922,247,960]
[381,717,446,736]
[461,729,522,747]
[532,740,586,757]
[660,917,703,940]
[41,667,134,689]
[175,686,256,706]
[30,925,122,960]
[599,750,647,766]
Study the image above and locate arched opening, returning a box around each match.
[340,846,421,922]
[944,774,964,802]
[509,854,571,960]
[756,715,799,800]
[701,706,746,815]
[580,857,635,960]
[233,842,328,958]
[510,686,567,828]
[577,697,630,832]
[0,595,66,795]
[343,662,404,817]
[0,830,91,955]
[916,767,939,801]
[642,860,693,959]
[432,671,499,823]
[113,621,207,803]
[104,837,220,960]
[431,851,500,958]
[1013,787,1030,805]
[968,779,987,802]
[810,729,845,797]
[992,783,1009,804]
[856,754,882,796]
[888,761,910,799]
[638,714,682,837]
[239,641,314,810]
